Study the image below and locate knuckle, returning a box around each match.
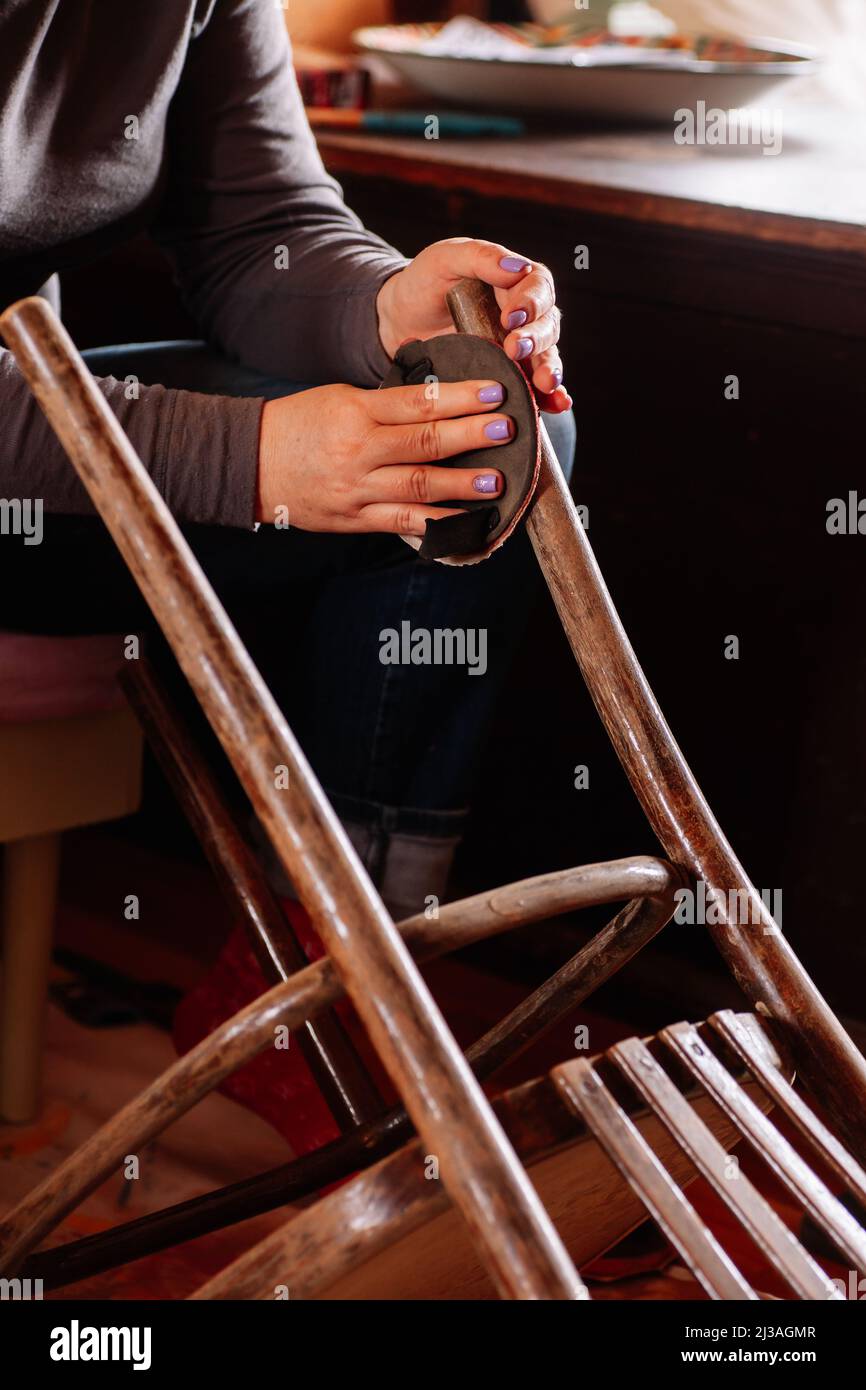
[412,421,442,461]
[412,385,439,417]
[394,506,416,535]
[328,479,360,519]
[406,467,431,504]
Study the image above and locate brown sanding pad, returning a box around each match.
[381,334,540,566]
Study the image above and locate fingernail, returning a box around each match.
[478,383,504,403]
[514,337,533,361]
[499,256,531,273]
[550,367,563,388]
[484,418,512,441]
[473,473,501,494]
[506,309,527,330]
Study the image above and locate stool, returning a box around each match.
[0,633,142,1122]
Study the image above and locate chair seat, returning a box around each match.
[0,633,128,724]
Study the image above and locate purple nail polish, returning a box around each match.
[499,256,531,273]
[506,309,528,331]
[514,337,533,361]
[473,473,500,494]
[484,419,512,441]
[550,367,563,388]
[478,384,504,403]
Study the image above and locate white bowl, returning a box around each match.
[354,23,819,122]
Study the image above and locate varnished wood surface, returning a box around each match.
[318,103,866,255]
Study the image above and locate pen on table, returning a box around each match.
[306,108,527,137]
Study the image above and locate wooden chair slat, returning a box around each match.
[662,1021,866,1271]
[553,1057,757,1301]
[610,1036,842,1299]
[710,1010,866,1210]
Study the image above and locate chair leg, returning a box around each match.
[0,832,62,1123]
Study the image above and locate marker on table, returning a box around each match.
[306,108,526,137]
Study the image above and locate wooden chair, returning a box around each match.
[1,288,864,1300]
[0,632,142,1122]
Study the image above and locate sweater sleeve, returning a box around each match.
[0,346,262,528]
[152,0,408,388]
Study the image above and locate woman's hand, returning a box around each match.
[376,238,572,415]
[257,377,513,531]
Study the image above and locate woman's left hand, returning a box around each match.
[376,238,572,415]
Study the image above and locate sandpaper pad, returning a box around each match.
[381,333,540,566]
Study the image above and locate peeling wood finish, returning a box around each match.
[607,1037,841,1299]
[549,1011,866,1301]
[709,1010,866,1210]
[661,1020,866,1272]
[553,1057,756,1301]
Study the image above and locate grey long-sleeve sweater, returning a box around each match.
[0,0,407,527]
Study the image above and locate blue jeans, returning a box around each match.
[16,341,576,914]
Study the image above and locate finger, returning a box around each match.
[526,344,564,397]
[495,268,555,335]
[504,306,561,367]
[369,378,506,426]
[356,502,467,538]
[369,411,514,468]
[428,236,535,290]
[360,463,504,507]
[536,386,573,416]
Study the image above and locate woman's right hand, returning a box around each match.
[256,377,513,533]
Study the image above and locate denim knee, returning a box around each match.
[543,407,576,487]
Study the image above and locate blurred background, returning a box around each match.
[287,0,866,109]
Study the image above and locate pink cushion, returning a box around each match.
[0,633,130,723]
